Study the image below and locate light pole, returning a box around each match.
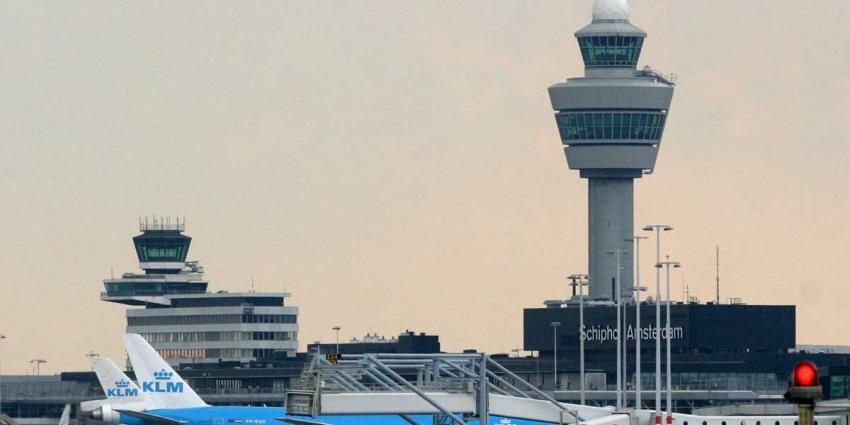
[30,359,46,376]
[332,326,341,355]
[0,334,6,416]
[550,321,561,391]
[629,235,649,409]
[85,351,99,372]
[569,274,589,405]
[606,250,626,409]
[643,224,673,423]
[623,292,628,408]
[657,257,681,423]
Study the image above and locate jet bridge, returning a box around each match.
[293,353,617,425]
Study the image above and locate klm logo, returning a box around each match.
[107,380,139,397]
[142,369,184,393]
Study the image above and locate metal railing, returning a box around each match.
[299,353,580,425]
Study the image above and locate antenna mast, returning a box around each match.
[715,246,720,304]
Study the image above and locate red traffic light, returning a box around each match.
[793,361,819,387]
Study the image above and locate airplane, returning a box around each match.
[115,334,432,425]
[80,355,146,420]
[58,404,71,425]
[83,353,205,422]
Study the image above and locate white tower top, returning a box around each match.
[592,0,630,21]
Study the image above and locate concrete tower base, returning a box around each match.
[588,178,634,299]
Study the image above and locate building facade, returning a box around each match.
[102,218,299,365]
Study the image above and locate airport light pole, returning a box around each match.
[0,334,6,416]
[643,224,673,422]
[629,235,649,409]
[569,274,590,405]
[332,326,341,355]
[30,358,46,376]
[658,257,681,423]
[550,321,561,391]
[622,294,628,408]
[85,351,99,371]
[606,250,626,409]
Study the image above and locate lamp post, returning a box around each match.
[85,351,99,372]
[606,250,626,409]
[643,224,673,423]
[332,326,341,355]
[30,359,46,376]
[657,257,681,423]
[0,334,6,416]
[550,321,561,391]
[634,284,647,407]
[569,274,590,405]
[629,235,649,409]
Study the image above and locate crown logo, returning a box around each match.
[500,419,512,424]
[153,369,173,380]
[115,379,130,388]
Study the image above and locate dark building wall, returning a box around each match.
[524,304,795,354]
[307,332,440,356]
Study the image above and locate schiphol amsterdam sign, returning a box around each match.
[581,324,684,344]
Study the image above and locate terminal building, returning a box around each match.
[101,218,299,365]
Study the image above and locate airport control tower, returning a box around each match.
[548,0,674,299]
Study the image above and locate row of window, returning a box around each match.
[158,348,254,359]
[578,36,644,68]
[128,313,297,326]
[242,314,297,324]
[140,331,295,343]
[254,348,274,359]
[135,242,189,262]
[639,372,781,391]
[555,111,667,141]
[252,331,295,341]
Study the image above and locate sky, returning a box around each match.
[1,0,849,374]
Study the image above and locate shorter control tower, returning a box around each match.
[102,217,207,303]
[102,218,299,365]
[548,0,675,299]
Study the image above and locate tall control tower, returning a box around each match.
[548,0,674,300]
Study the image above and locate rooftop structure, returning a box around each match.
[101,219,299,365]
[102,217,207,305]
[307,331,440,355]
[548,0,675,299]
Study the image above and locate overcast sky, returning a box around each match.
[1,0,849,374]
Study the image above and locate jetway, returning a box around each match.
[296,353,615,425]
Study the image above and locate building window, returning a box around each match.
[128,314,243,326]
[555,111,667,141]
[578,36,644,68]
[241,314,297,324]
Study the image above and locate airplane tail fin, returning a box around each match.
[123,334,207,408]
[58,404,71,425]
[90,356,143,402]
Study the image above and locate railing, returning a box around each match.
[640,65,677,85]
[298,353,580,425]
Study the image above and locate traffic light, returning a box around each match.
[785,360,822,404]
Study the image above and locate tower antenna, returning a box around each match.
[715,245,720,304]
